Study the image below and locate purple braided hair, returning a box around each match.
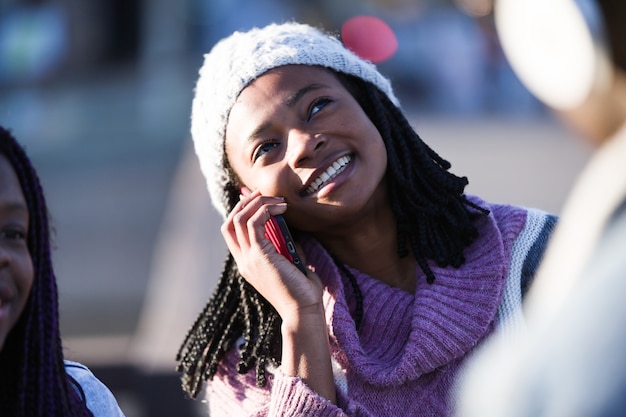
[0,126,94,417]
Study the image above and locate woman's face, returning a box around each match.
[225,65,388,233]
[0,154,33,351]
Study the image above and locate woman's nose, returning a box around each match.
[287,129,326,166]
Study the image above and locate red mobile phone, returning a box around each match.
[240,188,307,275]
[264,214,308,275]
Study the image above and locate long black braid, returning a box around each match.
[337,73,489,283]
[176,71,488,398]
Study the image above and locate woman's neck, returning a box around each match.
[315,209,417,293]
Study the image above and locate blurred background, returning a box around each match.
[0,0,591,415]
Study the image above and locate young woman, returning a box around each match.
[0,126,125,416]
[176,22,556,416]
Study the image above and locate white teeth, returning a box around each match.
[306,155,351,194]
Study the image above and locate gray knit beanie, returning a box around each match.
[191,21,400,218]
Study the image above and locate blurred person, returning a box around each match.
[176,22,557,416]
[0,126,125,417]
[455,0,626,416]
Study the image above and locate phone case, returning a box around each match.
[265,214,308,275]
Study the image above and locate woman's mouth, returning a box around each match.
[305,155,352,195]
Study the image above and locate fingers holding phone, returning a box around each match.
[222,188,322,318]
[237,187,306,274]
[222,188,286,260]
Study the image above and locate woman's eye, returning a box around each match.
[0,228,27,242]
[252,141,279,162]
[308,98,331,120]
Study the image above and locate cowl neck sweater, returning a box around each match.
[271,202,530,417]
[302,202,524,390]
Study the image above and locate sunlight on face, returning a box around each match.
[225,65,388,233]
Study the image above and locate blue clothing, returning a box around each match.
[65,361,125,417]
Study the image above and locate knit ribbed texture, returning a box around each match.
[496,209,556,339]
[203,197,556,416]
[190,22,399,218]
[270,374,345,417]
[207,346,275,416]
[311,199,526,389]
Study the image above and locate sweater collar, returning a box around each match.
[301,197,523,386]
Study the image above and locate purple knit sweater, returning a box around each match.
[205,199,554,416]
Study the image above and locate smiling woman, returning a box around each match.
[176,22,557,417]
[0,126,125,417]
[224,65,389,234]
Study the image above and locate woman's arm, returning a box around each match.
[279,275,336,403]
[221,190,336,404]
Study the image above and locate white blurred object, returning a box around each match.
[494,0,611,110]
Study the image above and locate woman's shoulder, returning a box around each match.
[468,195,557,275]
[64,360,126,417]
[478,197,558,311]
[470,195,557,237]
[487,199,557,254]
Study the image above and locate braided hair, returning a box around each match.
[0,127,94,417]
[177,71,488,398]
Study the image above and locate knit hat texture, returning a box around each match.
[191,21,400,218]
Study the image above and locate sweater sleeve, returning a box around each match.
[267,369,347,416]
[206,349,376,417]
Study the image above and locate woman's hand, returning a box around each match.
[221,190,336,403]
[221,190,323,319]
